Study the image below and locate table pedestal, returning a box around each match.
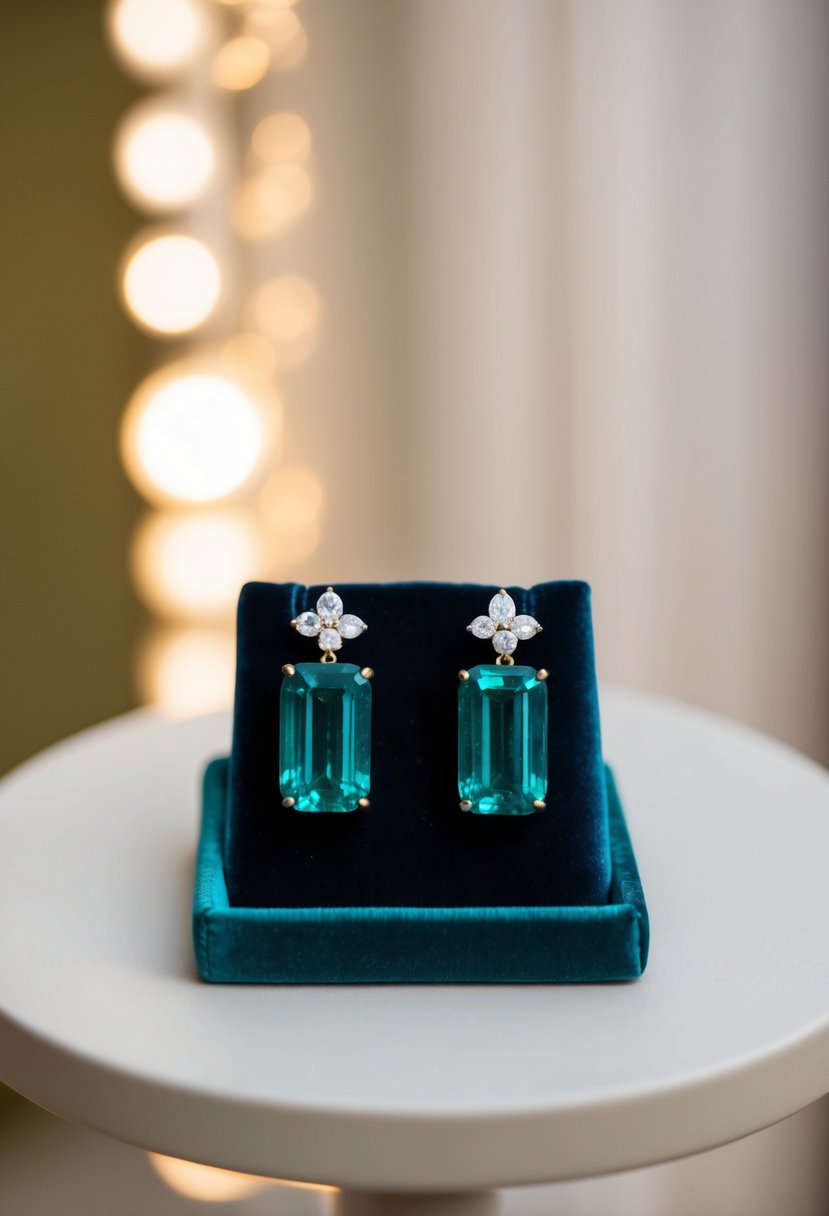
[336,1190,498,1216]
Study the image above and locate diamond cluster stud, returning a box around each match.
[291,587,367,658]
[467,590,541,660]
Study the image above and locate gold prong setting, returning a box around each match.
[459,800,473,812]
[282,796,296,809]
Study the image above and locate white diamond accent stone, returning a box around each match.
[319,627,342,651]
[513,614,540,641]
[317,589,343,624]
[470,615,496,639]
[338,614,366,639]
[295,611,321,637]
[488,591,515,626]
[492,630,518,655]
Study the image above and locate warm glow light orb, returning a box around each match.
[260,465,324,537]
[253,274,319,344]
[137,630,237,718]
[267,516,322,567]
[251,112,311,165]
[221,332,278,378]
[244,8,307,69]
[121,233,220,335]
[146,1152,337,1201]
[132,509,265,620]
[259,465,324,567]
[107,0,206,81]
[232,165,312,240]
[122,366,269,505]
[212,35,270,90]
[114,101,215,211]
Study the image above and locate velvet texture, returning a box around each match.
[195,757,649,984]
[226,581,612,908]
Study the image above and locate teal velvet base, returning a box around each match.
[194,758,649,984]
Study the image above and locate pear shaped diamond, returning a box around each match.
[295,611,321,637]
[338,614,366,639]
[317,589,343,624]
[319,627,342,651]
[513,614,540,641]
[488,591,515,626]
[469,615,496,639]
[492,630,518,656]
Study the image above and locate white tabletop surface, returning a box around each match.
[1,689,829,1193]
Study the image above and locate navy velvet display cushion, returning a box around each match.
[225,580,612,909]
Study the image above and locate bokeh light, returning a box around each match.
[147,1152,337,1201]
[121,233,221,335]
[121,363,276,505]
[260,465,324,537]
[106,0,206,81]
[114,100,215,212]
[212,35,270,90]
[131,509,266,621]
[110,0,323,715]
[137,629,236,718]
[251,275,319,364]
[220,332,279,379]
[251,112,311,165]
[232,165,312,240]
[266,515,322,568]
[244,8,307,69]
[260,464,324,567]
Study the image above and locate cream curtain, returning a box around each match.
[255,0,829,764]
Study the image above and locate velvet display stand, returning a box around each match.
[193,581,649,983]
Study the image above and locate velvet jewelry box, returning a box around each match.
[193,580,649,983]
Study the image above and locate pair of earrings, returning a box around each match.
[278,588,548,817]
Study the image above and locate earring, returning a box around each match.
[458,589,548,816]
[279,587,373,813]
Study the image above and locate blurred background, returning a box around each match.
[1,0,828,1212]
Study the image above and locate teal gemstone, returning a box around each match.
[458,664,548,816]
[280,663,371,813]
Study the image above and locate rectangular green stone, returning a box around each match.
[458,664,548,815]
[280,663,371,813]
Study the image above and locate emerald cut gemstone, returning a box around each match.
[458,664,547,816]
[280,663,371,813]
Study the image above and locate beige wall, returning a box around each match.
[0,0,147,773]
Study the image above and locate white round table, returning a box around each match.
[1,689,829,1215]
